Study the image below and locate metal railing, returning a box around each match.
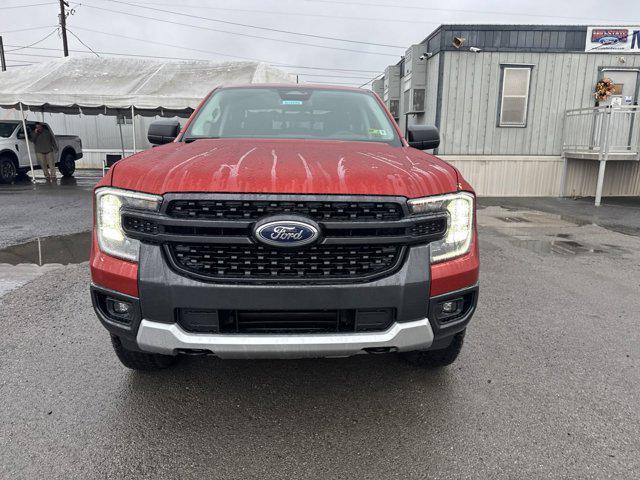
[562,105,640,206]
[562,105,640,160]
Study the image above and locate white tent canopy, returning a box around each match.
[0,57,295,116]
[0,57,294,180]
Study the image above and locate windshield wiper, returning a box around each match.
[183,136,218,143]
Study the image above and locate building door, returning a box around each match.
[600,69,639,152]
[601,69,638,106]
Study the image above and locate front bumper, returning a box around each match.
[136,318,433,359]
[92,241,478,359]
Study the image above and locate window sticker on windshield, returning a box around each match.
[369,129,387,137]
[282,100,304,105]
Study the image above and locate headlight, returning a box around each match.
[408,192,474,263]
[95,187,162,262]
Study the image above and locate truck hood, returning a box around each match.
[111,138,458,198]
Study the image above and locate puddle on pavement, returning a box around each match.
[479,205,637,257]
[0,231,91,266]
[499,216,531,223]
[509,236,629,256]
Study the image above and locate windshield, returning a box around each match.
[0,122,18,138]
[184,87,400,145]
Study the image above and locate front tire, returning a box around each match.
[0,157,17,184]
[16,169,30,181]
[58,152,76,177]
[111,335,178,371]
[400,330,465,368]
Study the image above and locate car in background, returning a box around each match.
[0,120,83,183]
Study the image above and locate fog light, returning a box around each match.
[436,297,464,322]
[112,300,131,315]
[441,301,458,314]
[105,297,133,322]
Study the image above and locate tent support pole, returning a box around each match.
[118,121,126,158]
[19,102,36,184]
[131,105,137,155]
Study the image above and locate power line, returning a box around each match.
[3,2,57,9]
[277,65,379,74]
[76,2,399,57]
[70,25,384,74]
[359,73,384,88]
[0,25,58,35]
[66,28,99,56]
[300,0,634,23]
[3,51,61,58]
[71,25,274,64]
[124,0,439,26]
[6,28,59,52]
[88,0,406,49]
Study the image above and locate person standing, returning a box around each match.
[28,123,59,182]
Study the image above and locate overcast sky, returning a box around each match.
[1,0,637,85]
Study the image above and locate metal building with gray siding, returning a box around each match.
[382,24,640,198]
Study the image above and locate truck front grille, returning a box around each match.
[168,243,404,282]
[121,194,448,285]
[167,199,403,221]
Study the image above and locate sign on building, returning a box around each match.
[585,27,640,53]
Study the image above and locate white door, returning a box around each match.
[601,69,639,152]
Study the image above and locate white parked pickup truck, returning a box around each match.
[0,120,83,183]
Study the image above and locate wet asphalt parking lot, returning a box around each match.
[1,172,639,479]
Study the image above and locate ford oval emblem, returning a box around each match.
[254,217,320,248]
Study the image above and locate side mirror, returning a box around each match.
[407,125,440,150]
[148,119,181,145]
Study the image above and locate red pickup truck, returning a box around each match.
[90,85,479,371]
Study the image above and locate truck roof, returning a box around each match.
[0,120,42,125]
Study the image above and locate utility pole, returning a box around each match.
[58,0,69,57]
[0,37,6,71]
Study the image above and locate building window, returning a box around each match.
[413,89,425,112]
[498,66,532,127]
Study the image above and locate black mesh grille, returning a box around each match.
[167,199,404,221]
[123,216,159,235]
[220,310,344,333]
[410,217,448,237]
[169,243,403,281]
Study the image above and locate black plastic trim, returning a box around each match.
[427,284,479,348]
[160,192,412,216]
[90,284,141,343]
[138,242,432,326]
